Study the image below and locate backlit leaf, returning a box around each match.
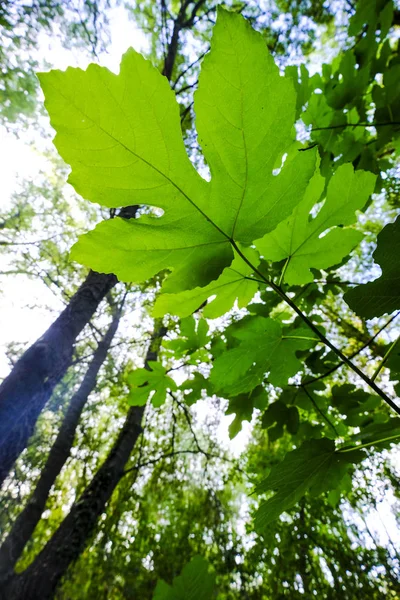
[153,247,259,318]
[210,317,318,396]
[39,8,316,294]
[256,164,376,285]
[153,556,215,600]
[127,362,177,407]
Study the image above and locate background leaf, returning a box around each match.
[254,438,364,531]
[153,556,215,600]
[345,216,400,318]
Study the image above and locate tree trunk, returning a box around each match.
[0,270,118,487]
[1,324,166,600]
[0,302,123,580]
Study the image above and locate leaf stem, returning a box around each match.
[282,336,320,342]
[303,311,400,386]
[311,121,400,132]
[229,239,400,415]
[278,257,290,287]
[371,336,400,382]
[302,385,339,436]
[338,433,400,453]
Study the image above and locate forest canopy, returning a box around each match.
[0,1,400,599]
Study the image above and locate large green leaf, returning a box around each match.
[261,400,300,437]
[345,216,400,318]
[254,438,364,532]
[153,556,215,600]
[255,164,376,285]
[210,317,318,396]
[39,8,316,293]
[344,418,400,449]
[330,384,381,427]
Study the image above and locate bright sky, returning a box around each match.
[0,2,398,550]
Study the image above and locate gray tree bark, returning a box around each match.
[0,269,118,488]
[0,300,123,580]
[1,324,166,600]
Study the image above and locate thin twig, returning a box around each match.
[169,390,203,454]
[180,102,193,124]
[172,49,209,89]
[371,335,400,382]
[122,448,246,476]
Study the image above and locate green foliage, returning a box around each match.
[254,438,364,532]
[345,216,400,318]
[153,247,259,318]
[33,0,400,577]
[37,3,400,533]
[0,0,110,126]
[163,316,209,361]
[128,361,177,407]
[256,164,376,285]
[2,1,400,600]
[296,0,400,182]
[348,417,400,449]
[261,400,300,439]
[210,317,317,395]
[153,556,215,600]
[330,384,383,427]
[226,385,268,439]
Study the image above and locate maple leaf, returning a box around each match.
[345,215,400,318]
[254,438,364,531]
[346,418,400,449]
[39,8,316,293]
[127,361,177,407]
[210,317,318,396]
[255,164,376,285]
[180,373,213,406]
[163,315,209,361]
[226,385,268,439]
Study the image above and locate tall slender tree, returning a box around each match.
[0,292,125,580]
[1,322,166,600]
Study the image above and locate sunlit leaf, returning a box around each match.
[40,8,316,294]
[256,164,376,285]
